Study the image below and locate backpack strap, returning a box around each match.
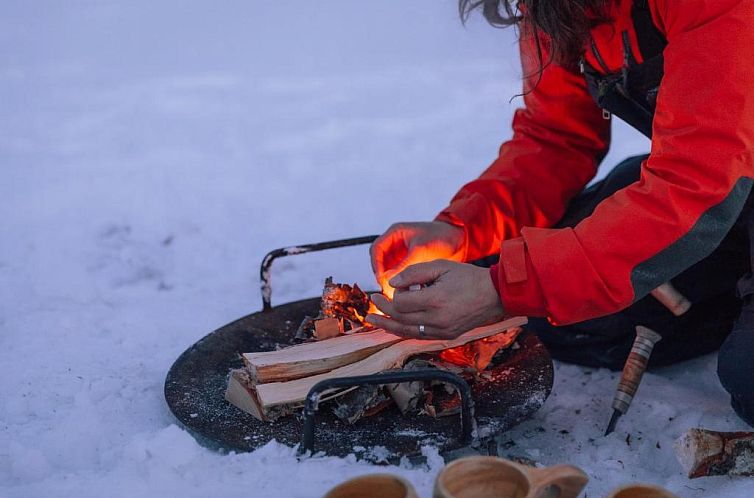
[631,0,667,60]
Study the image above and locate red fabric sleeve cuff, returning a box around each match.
[520,226,624,325]
[489,264,501,295]
[491,238,548,318]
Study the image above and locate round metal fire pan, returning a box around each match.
[164,297,554,461]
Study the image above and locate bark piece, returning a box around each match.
[674,428,754,478]
[387,359,473,416]
[332,384,393,424]
[243,328,401,384]
[387,360,430,414]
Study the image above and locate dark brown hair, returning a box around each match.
[459,0,610,70]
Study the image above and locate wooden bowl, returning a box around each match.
[324,473,418,498]
[433,456,588,498]
[607,484,678,498]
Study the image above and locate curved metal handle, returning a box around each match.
[260,235,378,311]
[299,369,475,455]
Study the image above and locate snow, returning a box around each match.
[1,1,752,497]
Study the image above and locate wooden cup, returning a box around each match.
[606,484,678,498]
[433,456,588,498]
[324,473,418,498]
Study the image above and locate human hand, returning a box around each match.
[366,259,504,340]
[370,221,465,297]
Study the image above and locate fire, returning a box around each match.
[375,246,451,299]
[376,268,401,300]
[321,279,371,326]
[366,300,382,318]
[439,328,522,370]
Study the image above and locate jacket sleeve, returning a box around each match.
[435,28,611,262]
[492,0,754,324]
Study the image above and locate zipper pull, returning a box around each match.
[579,57,585,74]
[602,109,611,120]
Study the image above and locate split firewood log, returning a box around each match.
[226,316,526,422]
[674,428,754,478]
[242,328,401,383]
[226,369,352,422]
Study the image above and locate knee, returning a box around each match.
[718,329,754,424]
[717,331,752,394]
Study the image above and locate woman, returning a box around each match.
[366,0,754,426]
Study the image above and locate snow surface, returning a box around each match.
[1,1,752,497]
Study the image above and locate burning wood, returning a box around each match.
[226,317,526,422]
[439,328,524,371]
[321,277,371,325]
[224,275,530,422]
[296,277,373,340]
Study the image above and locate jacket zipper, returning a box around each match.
[590,39,611,74]
[591,39,612,121]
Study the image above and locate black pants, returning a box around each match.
[519,155,754,426]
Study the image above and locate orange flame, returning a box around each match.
[376,268,401,300]
[366,301,382,317]
[376,246,452,299]
[439,328,522,370]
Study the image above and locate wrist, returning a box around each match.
[434,220,468,262]
[474,264,505,322]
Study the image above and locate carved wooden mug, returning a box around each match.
[324,473,418,498]
[433,456,588,498]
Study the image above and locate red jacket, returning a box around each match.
[436,0,754,325]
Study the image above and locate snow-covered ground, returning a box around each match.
[1,1,752,497]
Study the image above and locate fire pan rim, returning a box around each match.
[164,297,554,462]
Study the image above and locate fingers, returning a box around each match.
[365,313,444,339]
[392,286,440,313]
[366,313,418,337]
[389,260,451,288]
[371,293,433,325]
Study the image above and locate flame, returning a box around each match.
[321,280,374,328]
[439,328,522,370]
[376,268,400,300]
[366,300,382,317]
[376,246,451,299]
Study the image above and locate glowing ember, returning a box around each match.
[439,327,522,370]
[321,278,370,325]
